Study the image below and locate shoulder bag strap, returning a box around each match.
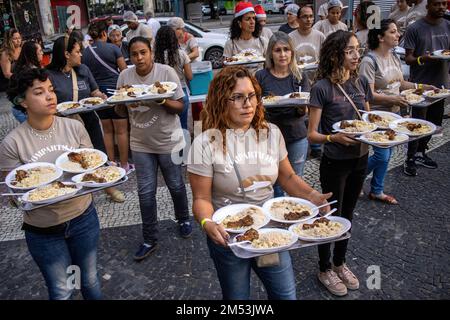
[232,160,247,202]
[336,83,363,120]
[71,69,78,102]
[87,45,119,75]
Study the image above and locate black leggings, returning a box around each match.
[79,111,106,153]
[318,154,368,272]
[407,99,445,159]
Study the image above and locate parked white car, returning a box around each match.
[121,17,226,69]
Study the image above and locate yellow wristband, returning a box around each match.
[418,83,423,89]
[326,134,333,143]
[157,99,166,105]
[200,218,213,229]
[417,56,423,66]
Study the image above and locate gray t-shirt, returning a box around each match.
[289,29,325,62]
[47,64,98,102]
[116,63,185,154]
[403,18,450,88]
[313,19,348,38]
[255,68,309,143]
[309,77,372,160]
[126,23,153,41]
[82,40,123,88]
[359,51,404,113]
[187,123,287,210]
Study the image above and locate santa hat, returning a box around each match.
[254,5,266,19]
[234,2,255,18]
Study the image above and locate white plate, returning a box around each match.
[233,228,298,253]
[79,97,105,107]
[56,101,83,112]
[55,148,108,173]
[432,50,450,60]
[5,162,63,190]
[358,131,409,146]
[389,118,437,137]
[224,58,265,65]
[361,111,403,129]
[72,166,126,188]
[298,62,318,70]
[212,204,270,234]
[148,81,177,94]
[21,182,82,204]
[282,92,310,101]
[400,90,426,105]
[289,216,351,242]
[423,89,450,99]
[262,197,319,224]
[332,120,377,135]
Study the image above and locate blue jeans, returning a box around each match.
[132,151,190,243]
[180,87,190,130]
[25,204,102,300]
[367,147,393,195]
[274,137,308,197]
[12,107,27,123]
[207,237,297,300]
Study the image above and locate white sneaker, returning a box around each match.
[318,270,348,296]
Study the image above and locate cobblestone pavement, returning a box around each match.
[0,94,449,299]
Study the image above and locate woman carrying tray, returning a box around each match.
[154,26,193,132]
[0,68,102,300]
[83,20,131,173]
[358,19,436,205]
[255,31,310,197]
[187,66,331,300]
[307,30,372,296]
[46,35,125,203]
[114,37,192,261]
[223,2,268,71]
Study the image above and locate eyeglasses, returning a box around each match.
[344,48,361,57]
[228,93,258,107]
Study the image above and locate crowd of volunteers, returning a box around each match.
[0,0,448,300]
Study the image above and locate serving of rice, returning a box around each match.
[60,151,103,171]
[28,182,77,202]
[221,207,266,230]
[292,220,343,238]
[251,231,294,249]
[14,167,58,188]
[85,166,122,183]
[270,200,312,221]
[341,120,377,133]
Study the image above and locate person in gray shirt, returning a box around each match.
[403,0,449,176]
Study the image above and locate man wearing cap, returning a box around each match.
[168,17,200,62]
[279,3,300,34]
[255,5,274,41]
[313,0,348,37]
[123,11,153,42]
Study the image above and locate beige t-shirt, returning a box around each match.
[165,49,190,88]
[359,52,404,113]
[356,29,369,49]
[116,63,185,154]
[260,27,274,41]
[389,7,410,33]
[126,23,153,42]
[0,117,93,228]
[289,29,325,62]
[223,37,269,58]
[313,19,348,37]
[187,123,287,210]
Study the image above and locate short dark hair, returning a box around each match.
[128,36,152,55]
[297,5,313,18]
[7,67,49,112]
[367,19,396,50]
[88,20,107,40]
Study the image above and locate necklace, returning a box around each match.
[29,122,56,141]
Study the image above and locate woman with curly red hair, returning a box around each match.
[187,66,332,300]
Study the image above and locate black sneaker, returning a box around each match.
[403,159,417,176]
[179,221,193,238]
[414,154,438,169]
[134,242,158,261]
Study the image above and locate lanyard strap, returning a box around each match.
[71,69,78,102]
[87,45,119,75]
